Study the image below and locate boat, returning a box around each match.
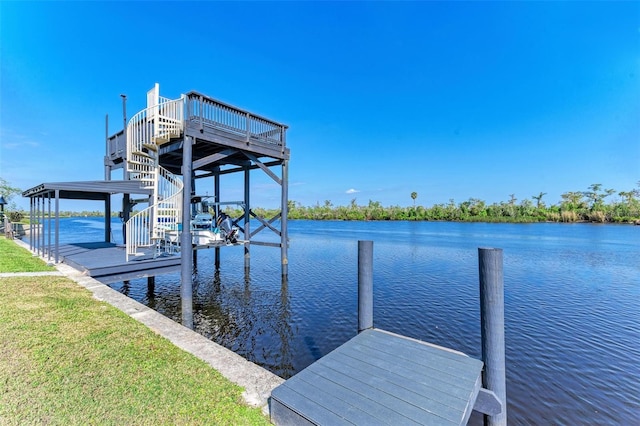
[162,211,241,251]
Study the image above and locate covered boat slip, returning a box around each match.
[20,180,179,283]
[22,180,152,264]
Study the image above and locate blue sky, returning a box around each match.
[1,1,638,212]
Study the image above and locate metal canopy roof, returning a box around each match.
[22,180,152,200]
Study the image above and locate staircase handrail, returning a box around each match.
[125,94,184,260]
[125,166,183,261]
[126,97,184,160]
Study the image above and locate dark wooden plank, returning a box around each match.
[87,257,181,277]
[58,243,181,281]
[338,338,481,396]
[279,373,397,426]
[270,398,316,426]
[190,124,287,160]
[359,329,479,367]
[271,383,354,426]
[353,330,482,384]
[325,348,478,414]
[94,265,180,284]
[311,353,463,424]
[337,343,475,398]
[272,329,484,426]
[358,329,465,358]
[285,369,423,425]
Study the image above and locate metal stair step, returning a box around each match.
[131,150,154,159]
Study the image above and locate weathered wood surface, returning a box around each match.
[57,243,180,283]
[271,328,483,426]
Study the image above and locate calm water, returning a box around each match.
[46,218,640,424]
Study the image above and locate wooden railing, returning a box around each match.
[127,97,183,151]
[186,92,287,148]
[125,167,183,261]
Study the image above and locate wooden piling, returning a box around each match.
[358,240,374,333]
[180,136,194,329]
[478,248,507,426]
[214,170,221,270]
[193,249,198,270]
[281,160,289,276]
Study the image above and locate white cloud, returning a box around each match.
[0,128,41,150]
[346,188,360,194]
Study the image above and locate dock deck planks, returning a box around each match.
[270,328,483,426]
[56,242,180,283]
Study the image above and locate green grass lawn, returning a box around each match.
[0,237,55,272]
[0,244,270,425]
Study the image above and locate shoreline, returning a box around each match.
[11,238,284,416]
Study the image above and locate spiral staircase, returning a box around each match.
[125,84,184,261]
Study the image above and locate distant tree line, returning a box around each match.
[3,175,639,224]
[241,183,640,224]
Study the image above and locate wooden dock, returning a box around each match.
[55,242,180,284]
[270,328,484,426]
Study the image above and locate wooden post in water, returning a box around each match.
[281,159,289,276]
[193,248,198,270]
[243,164,251,271]
[214,168,221,270]
[54,190,59,263]
[180,136,194,329]
[478,248,507,426]
[358,240,374,333]
[146,276,155,302]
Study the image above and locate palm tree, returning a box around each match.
[532,192,547,209]
[411,192,418,207]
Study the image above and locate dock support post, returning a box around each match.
[105,113,109,180]
[147,276,155,294]
[105,195,111,243]
[243,164,250,271]
[214,168,220,270]
[54,190,59,263]
[39,196,44,257]
[122,194,131,244]
[121,94,131,245]
[281,159,289,276]
[180,135,194,329]
[193,249,198,270]
[358,240,374,333]
[478,248,507,426]
[29,197,33,250]
[47,193,51,261]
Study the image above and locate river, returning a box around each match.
[47,218,640,424]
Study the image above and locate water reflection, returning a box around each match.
[138,261,295,378]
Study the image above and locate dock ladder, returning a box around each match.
[125,84,184,261]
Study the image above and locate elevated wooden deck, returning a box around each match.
[106,91,290,176]
[270,329,483,426]
[57,242,180,284]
